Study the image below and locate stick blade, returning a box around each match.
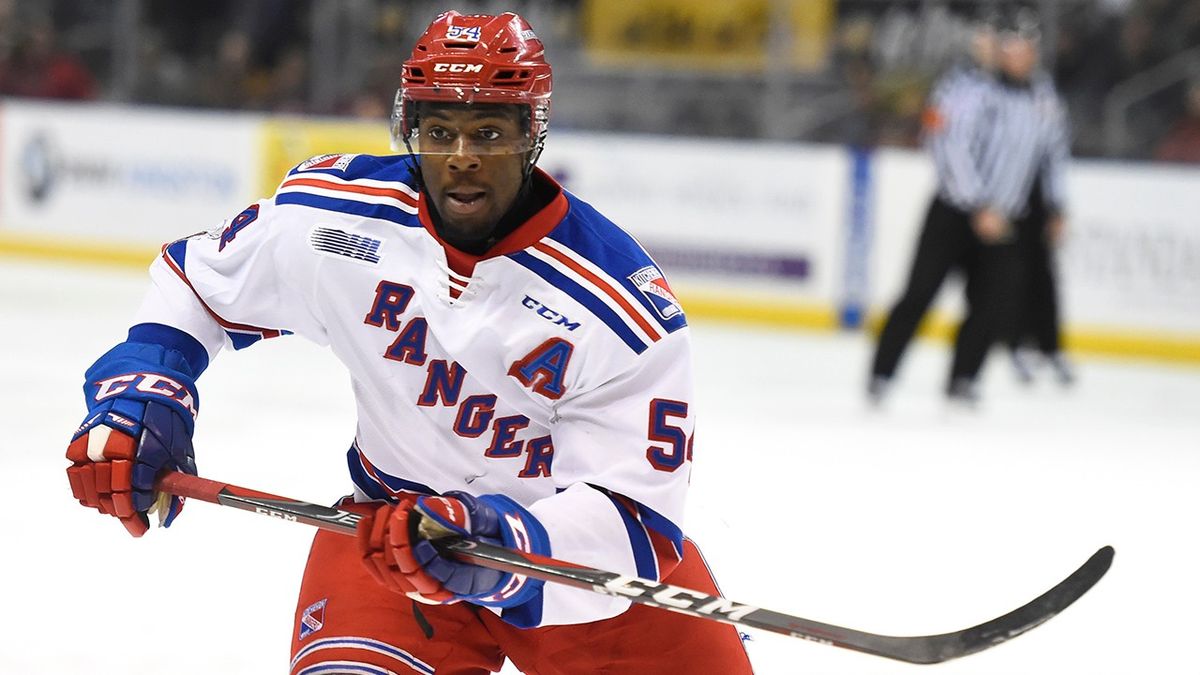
[900,545,1115,664]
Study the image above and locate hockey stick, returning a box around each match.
[157,471,1113,665]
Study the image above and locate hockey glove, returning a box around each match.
[358,491,549,609]
[66,325,205,537]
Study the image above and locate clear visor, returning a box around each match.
[391,88,534,156]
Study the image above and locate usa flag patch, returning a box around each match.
[628,265,682,320]
[299,598,327,640]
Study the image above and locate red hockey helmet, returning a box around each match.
[392,11,552,159]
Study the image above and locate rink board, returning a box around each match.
[0,98,1196,363]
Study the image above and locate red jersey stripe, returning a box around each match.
[281,177,418,206]
[532,241,662,342]
[160,246,283,338]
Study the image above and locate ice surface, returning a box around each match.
[3,259,1198,674]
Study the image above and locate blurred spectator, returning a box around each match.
[1,0,1197,162]
[0,0,16,56]
[194,30,269,110]
[0,17,96,100]
[130,28,193,107]
[1154,79,1200,162]
[341,52,403,120]
[261,46,309,113]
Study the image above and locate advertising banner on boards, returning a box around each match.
[0,99,1194,361]
[0,100,260,246]
[581,0,833,72]
[539,132,848,322]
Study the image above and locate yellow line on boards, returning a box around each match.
[3,239,1197,365]
[0,234,157,269]
[679,294,840,330]
[857,309,1200,364]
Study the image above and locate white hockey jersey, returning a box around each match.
[133,153,695,628]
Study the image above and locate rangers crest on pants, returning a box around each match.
[299,598,327,640]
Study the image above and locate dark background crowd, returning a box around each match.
[2,0,1199,162]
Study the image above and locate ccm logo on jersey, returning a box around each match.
[433,63,483,73]
[93,373,198,419]
[522,295,580,331]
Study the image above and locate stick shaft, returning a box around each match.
[159,472,361,533]
[157,471,1111,664]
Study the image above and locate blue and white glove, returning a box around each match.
[66,324,206,537]
[358,491,550,618]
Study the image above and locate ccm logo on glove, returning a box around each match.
[93,373,198,419]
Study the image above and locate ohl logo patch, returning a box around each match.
[628,265,682,320]
[299,598,327,640]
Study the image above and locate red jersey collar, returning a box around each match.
[418,167,569,277]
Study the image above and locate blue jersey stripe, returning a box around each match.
[346,444,436,499]
[275,192,420,228]
[164,239,188,272]
[608,495,659,580]
[636,500,685,560]
[296,664,392,675]
[509,250,649,354]
[548,195,687,335]
[226,332,262,350]
[292,638,434,675]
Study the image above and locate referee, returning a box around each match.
[1008,73,1074,386]
[869,8,1069,405]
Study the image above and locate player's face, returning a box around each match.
[417,104,528,239]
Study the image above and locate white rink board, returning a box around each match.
[0,99,259,245]
[1059,161,1200,333]
[540,133,848,303]
[0,101,1196,348]
[870,148,1200,335]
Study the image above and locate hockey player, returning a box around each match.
[64,11,752,675]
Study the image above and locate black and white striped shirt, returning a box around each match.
[925,64,1070,219]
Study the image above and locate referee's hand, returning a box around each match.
[972,208,1010,244]
[1046,214,1066,247]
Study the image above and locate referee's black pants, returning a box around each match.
[870,197,1022,390]
[1009,208,1062,355]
